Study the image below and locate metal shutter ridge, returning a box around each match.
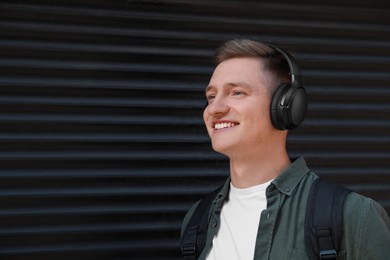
[0,1,389,259]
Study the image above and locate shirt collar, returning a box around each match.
[271,156,310,196]
[214,156,310,210]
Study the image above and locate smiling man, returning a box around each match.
[204,56,290,189]
[181,39,390,260]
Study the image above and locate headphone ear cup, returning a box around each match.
[288,87,308,129]
[271,83,289,130]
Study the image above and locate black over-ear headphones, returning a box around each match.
[266,43,308,130]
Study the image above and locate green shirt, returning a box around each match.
[181,157,390,259]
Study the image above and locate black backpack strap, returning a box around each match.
[181,186,222,260]
[305,178,351,260]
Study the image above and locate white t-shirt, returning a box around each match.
[206,180,271,260]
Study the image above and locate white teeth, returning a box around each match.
[214,122,237,130]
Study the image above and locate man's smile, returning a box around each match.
[213,121,239,130]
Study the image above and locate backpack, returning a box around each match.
[180,178,351,260]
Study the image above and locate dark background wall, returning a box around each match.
[0,0,389,259]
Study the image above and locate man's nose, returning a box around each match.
[206,97,229,116]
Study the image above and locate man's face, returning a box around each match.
[203,57,278,157]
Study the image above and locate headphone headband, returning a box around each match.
[265,42,302,87]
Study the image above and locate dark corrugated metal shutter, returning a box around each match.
[0,1,389,259]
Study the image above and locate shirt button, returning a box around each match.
[211,222,217,228]
[285,187,290,192]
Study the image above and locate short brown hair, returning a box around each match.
[214,39,290,94]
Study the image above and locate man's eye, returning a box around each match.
[207,95,216,101]
[232,91,245,96]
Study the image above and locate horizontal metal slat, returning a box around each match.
[0,114,204,124]
[0,203,189,217]
[0,39,213,57]
[0,58,210,74]
[0,133,209,142]
[0,186,211,197]
[0,77,205,91]
[0,222,179,236]
[0,167,229,178]
[0,96,201,108]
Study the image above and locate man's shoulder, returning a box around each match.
[342,191,390,258]
[344,191,390,222]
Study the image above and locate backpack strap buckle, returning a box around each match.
[319,249,337,259]
[317,228,338,260]
[180,225,198,259]
[181,244,196,256]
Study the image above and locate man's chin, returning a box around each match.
[211,143,235,157]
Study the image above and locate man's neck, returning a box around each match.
[229,149,291,189]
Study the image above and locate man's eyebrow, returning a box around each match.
[226,82,251,88]
[205,82,251,93]
[205,85,215,94]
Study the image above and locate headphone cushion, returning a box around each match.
[271,83,289,130]
[288,87,308,128]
